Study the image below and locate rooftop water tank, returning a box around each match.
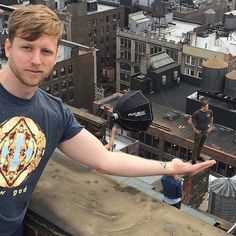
[224,11,236,31]
[201,56,228,94]
[204,8,216,24]
[224,70,236,98]
[208,177,236,223]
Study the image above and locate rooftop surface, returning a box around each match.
[29,149,229,236]
[146,82,236,157]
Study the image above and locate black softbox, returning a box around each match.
[112,90,153,132]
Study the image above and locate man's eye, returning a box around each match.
[43,50,53,55]
[22,46,31,51]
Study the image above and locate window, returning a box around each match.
[179,147,189,161]
[184,68,194,76]
[153,137,159,149]
[198,58,204,68]
[164,141,171,154]
[106,25,109,33]
[150,46,154,54]
[60,67,65,77]
[53,84,59,93]
[53,69,58,80]
[61,81,67,90]
[139,148,145,157]
[146,134,152,146]
[135,53,140,62]
[217,161,226,176]
[106,36,109,42]
[154,46,161,53]
[62,93,67,102]
[68,79,73,87]
[198,71,202,78]
[226,165,235,177]
[191,57,195,65]
[106,15,109,22]
[185,55,191,64]
[171,144,179,157]
[68,65,72,74]
[101,27,104,35]
[124,39,128,48]
[93,29,97,36]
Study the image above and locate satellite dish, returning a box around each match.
[112,91,153,132]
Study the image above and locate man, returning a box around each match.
[0,5,216,236]
[188,99,214,164]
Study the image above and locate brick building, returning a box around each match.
[56,0,125,97]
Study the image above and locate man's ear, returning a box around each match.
[4,38,12,58]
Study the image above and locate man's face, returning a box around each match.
[5,32,58,87]
[201,104,209,112]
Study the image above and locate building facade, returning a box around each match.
[182,25,236,83]
[116,28,182,91]
[57,0,125,97]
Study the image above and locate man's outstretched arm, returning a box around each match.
[58,128,216,177]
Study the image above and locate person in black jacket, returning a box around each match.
[161,175,184,209]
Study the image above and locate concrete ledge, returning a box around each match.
[29,149,229,236]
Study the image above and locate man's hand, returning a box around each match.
[193,128,201,134]
[207,126,213,133]
[169,158,216,176]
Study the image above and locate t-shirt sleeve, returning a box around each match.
[191,110,198,120]
[59,105,84,143]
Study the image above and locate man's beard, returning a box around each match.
[8,58,50,87]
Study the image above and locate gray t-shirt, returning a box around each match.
[191,109,213,131]
[0,84,83,236]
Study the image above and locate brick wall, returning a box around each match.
[182,169,210,208]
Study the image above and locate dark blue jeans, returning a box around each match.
[192,131,207,161]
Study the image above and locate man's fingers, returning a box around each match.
[188,160,216,176]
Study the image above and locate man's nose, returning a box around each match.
[31,51,42,65]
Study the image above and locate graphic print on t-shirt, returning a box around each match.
[0,117,46,187]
